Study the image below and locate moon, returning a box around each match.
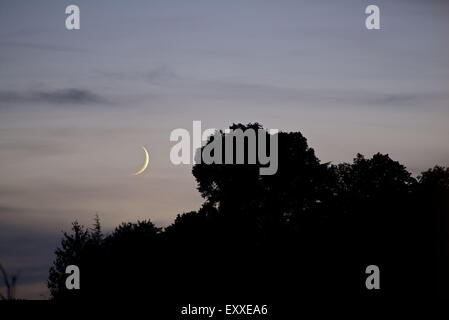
[133,146,150,176]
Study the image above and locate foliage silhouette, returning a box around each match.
[0,263,19,300]
[48,124,449,302]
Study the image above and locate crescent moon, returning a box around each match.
[133,146,150,176]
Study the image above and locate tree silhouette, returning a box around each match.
[416,166,449,297]
[48,124,449,302]
[48,221,95,300]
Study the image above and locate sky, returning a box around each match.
[1,0,449,299]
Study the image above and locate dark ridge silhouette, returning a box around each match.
[48,124,449,303]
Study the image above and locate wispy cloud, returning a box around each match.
[174,77,448,108]
[0,88,108,107]
[0,41,86,53]
[97,66,177,84]
[34,89,104,104]
[144,66,177,84]
[366,92,445,107]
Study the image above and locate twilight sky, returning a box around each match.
[1,0,449,299]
